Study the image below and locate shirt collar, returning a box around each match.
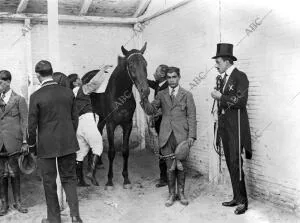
[224,65,236,77]
[41,77,54,85]
[169,85,179,96]
[2,89,12,103]
[159,80,167,87]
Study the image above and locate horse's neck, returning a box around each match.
[108,65,133,98]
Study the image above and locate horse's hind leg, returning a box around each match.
[105,122,116,189]
[121,121,133,189]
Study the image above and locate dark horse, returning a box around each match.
[81,43,150,189]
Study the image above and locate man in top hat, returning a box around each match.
[211,43,252,214]
[141,67,197,207]
[0,70,29,216]
[28,60,82,223]
[147,64,169,188]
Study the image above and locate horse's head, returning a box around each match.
[121,42,150,99]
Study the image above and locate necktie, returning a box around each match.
[170,88,175,103]
[221,73,228,93]
[0,93,5,111]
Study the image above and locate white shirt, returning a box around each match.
[2,88,12,104]
[41,77,54,85]
[223,65,236,92]
[169,85,179,97]
[73,86,80,97]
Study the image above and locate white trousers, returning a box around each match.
[76,113,103,162]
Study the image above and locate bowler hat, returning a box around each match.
[18,153,37,174]
[175,140,190,161]
[212,43,237,61]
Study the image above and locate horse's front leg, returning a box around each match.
[121,121,133,189]
[105,122,116,189]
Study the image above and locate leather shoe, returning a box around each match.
[222,199,238,207]
[13,203,28,213]
[72,216,83,223]
[234,203,248,215]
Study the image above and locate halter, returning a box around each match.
[126,53,146,88]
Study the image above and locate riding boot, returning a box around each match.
[76,161,90,187]
[11,175,28,213]
[86,154,99,186]
[165,171,176,207]
[0,177,9,216]
[177,170,189,206]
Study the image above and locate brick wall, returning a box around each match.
[142,0,300,215]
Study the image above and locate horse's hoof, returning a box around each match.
[91,179,99,186]
[123,184,132,189]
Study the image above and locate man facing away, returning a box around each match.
[141,67,197,207]
[211,43,252,215]
[67,65,111,187]
[147,64,169,188]
[28,60,82,223]
[0,70,28,216]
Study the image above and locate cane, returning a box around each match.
[238,109,242,181]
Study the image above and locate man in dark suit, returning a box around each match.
[0,70,28,216]
[211,43,252,215]
[147,64,169,187]
[141,67,197,207]
[28,60,82,223]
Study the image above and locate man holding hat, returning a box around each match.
[0,70,29,216]
[28,60,82,223]
[141,66,197,207]
[211,43,252,215]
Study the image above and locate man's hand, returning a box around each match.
[187,137,195,147]
[211,90,222,100]
[20,143,29,154]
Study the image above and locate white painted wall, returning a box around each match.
[142,0,300,215]
[0,22,29,100]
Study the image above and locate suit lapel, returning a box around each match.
[163,88,173,108]
[172,87,185,109]
[0,91,18,118]
[223,68,237,94]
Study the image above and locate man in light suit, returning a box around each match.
[141,67,197,207]
[0,70,29,216]
[28,60,82,223]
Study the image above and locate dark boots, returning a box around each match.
[86,154,99,186]
[156,159,168,188]
[0,177,9,216]
[76,161,90,187]
[11,175,28,213]
[177,170,188,206]
[165,171,176,207]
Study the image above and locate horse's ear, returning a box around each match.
[121,45,129,57]
[140,42,147,54]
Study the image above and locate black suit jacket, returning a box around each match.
[147,80,168,134]
[28,80,79,158]
[219,68,252,159]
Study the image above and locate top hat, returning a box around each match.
[175,140,190,161]
[212,43,237,61]
[18,153,37,175]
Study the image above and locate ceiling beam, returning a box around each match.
[133,0,151,17]
[138,0,194,23]
[0,13,137,25]
[79,0,93,16]
[16,0,30,13]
